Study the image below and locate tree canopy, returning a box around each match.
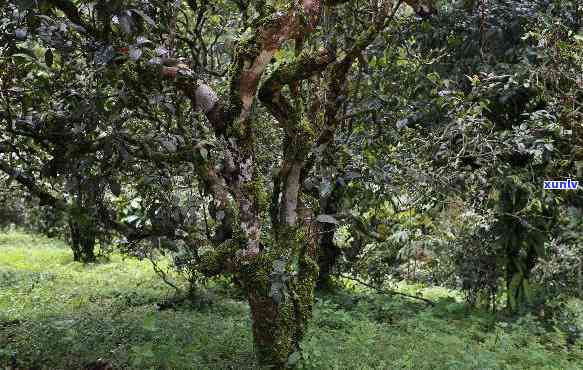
[1,0,581,367]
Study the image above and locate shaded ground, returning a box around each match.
[0,231,581,369]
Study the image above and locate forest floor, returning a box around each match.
[0,231,582,369]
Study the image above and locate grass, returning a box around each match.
[0,231,582,369]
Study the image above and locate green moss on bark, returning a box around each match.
[198,240,239,277]
[240,225,319,367]
[240,173,269,213]
[226,35,260,127]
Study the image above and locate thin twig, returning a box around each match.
[338,274,435,306]
[149,254,182,294]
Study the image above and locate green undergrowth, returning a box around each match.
[1,231,582,369]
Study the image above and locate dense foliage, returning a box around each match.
[0,0,581,367]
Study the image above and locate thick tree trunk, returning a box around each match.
[69,218,81,262]
[80,225,96,262]
[247,288,310,366]
[198,225,319,367]
[241,227,319,367]
[69,218,96,263]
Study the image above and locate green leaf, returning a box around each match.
[199,147,208,160]
[11,53,35,62]
[124,215,140,224]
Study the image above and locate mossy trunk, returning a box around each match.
[242,228,319,367]
[247,289,307,367]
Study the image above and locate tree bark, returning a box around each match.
[243,225,319,367]
[68,217,96,263]
[198,225,319,367]
[68,183,97,263]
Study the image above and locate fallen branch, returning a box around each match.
[338,274,435,306]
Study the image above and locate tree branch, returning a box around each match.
[259,48,335,126]
[339,274,435,306]
[0,159,67,209]
[47,0,94,33]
